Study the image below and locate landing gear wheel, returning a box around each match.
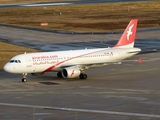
[57,72,62,78]
[79,73,87,79]
[83,74,87,79]
[22,78,27,82]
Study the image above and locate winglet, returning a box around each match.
[114,19,138,48]
[138,58,142,63]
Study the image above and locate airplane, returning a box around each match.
[3,19,141,82]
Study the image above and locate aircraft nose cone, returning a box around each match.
[3,64,11,73]
[4,64,8,71]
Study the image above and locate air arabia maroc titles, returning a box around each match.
[4,19,141,82]
[32,55,58,65]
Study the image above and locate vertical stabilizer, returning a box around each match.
[114,19,138,48]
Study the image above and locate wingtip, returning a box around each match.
[138,58,142,63]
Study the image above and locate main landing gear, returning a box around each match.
[79,73,87,79]
[22,73,27,82]
[57,71,62,78]
[79,69,87,79]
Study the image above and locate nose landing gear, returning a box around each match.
[22,73,27,82]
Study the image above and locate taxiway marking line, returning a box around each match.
[0,102,160,118]
[20,3,73,7]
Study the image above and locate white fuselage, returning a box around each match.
[4,47,141,74]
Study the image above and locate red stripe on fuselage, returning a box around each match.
[43,48,108,72]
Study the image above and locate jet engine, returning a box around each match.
[62,67,80,78]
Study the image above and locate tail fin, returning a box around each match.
[114,19,138,48]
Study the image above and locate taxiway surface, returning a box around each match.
[0,26,160,120]
[0,0,150,9]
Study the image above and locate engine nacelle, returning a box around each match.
[31,72,44,76]
[62,68,80,78]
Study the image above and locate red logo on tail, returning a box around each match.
[127,24,134,40]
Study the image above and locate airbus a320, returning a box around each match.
[4,19,141,82]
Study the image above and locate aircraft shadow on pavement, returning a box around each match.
[39,81,60,85]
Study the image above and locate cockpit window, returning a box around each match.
[9,60,21,63]
[9,60,14,63]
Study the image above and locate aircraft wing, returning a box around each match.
[60,62,120,70]
[60,58,142,70]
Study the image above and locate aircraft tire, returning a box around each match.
[57,72,62,78]
[22,78,27,82]
[79,73,87,79]
[83,74,87,79]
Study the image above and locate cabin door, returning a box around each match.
[25,56,32,67]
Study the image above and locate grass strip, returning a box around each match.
[0,1,160,32]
